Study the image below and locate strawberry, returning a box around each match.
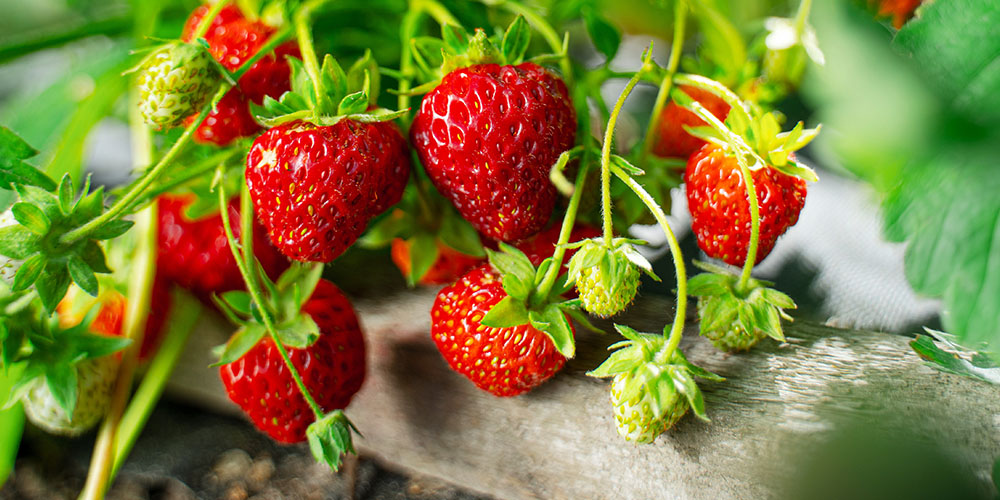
[652,85,731,160]
[219,279,366,443]
[181,4,300,145]
[157,194,289,297]
[871,0,922,28]
[136,41,220,129]
[566,238,657,318]
[391,238,483,286]
[589,325,721,444]
[684,143,807,266]
[610,372,687,443]
[430,264,571,397]
[245,120,410,263]
[411,62,576,242]
[21,354,119,436]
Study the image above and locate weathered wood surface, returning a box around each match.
[167,289,1000,500]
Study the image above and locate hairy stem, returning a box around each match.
[532,151,589,305]
[734,151,760,290]
[640,0,687,161]
[600,69,644,246]
[611,166,687,363]
[217,171,325,420]
[294,0,327,114]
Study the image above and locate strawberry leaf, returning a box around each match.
[583,7,620,62]
[529,304,575,358]
[11,203,49,235]
[214,324,267,366]
[45,364,77,416]
[500,15,531,65]
[66,255,98,297]
[670,366,708,421]
[406,233,439,286]
[275,315,320,349]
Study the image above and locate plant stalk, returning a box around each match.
[600,68,645,246]
[640,0,687,161]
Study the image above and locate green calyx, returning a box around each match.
[479,243,601,359]
[687,260,796,352]
[212,262,326,365]
[405,15,566,94]
[589,324,722,441]
[134,41,221,129]
[2,309,130,420]
[252,50,406,128]
[565,237,659,318]
[359,184,484,286]
[307,409,359,471]
[670,77,820,181]
[0,174,133,313]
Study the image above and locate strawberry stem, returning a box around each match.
[610,165,688,363]
[294,0,328,118]
[532,148,590,305]
[497,0,573,84]
[216,167,326,421]
[600,58,648,246]
[79,87,161,500]
[733,148,760,291]
[640,0,687,162]
[111,290,202,478]
[191,0,231,40]
[412,0,460,28]
[794,0,814,37]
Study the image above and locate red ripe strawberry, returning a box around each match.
[245,120,410,263]
[157,194,289,297]
[431,265,570,397]
[183,89,260,146]
[653,85,731,160]
[685,144,807,266]
[390,238,483,286]
[181,4,300,145]
[411,63,576,242]
[871,0,922,28]
[219,280,366,443]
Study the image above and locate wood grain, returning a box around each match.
[166,289,1000,500]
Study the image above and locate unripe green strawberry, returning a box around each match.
[577,263,640,318]
[136,42,219,129]
[610,372,688,443]
[697,298,767,351]
[565,238,655,318]
[0,209,21,284]
[21,355,119,436]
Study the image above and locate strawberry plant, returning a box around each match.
[2,0,992,495]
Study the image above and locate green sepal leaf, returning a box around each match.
[358,212,411,248]
[347,50,380,106]
[501,272,532,301]
[213,324,267,366]
[561,305,604,334]
[11,203,49,235]
[220,290,252,316]
[74,331,131,359]
[501,15,531,64]
[583,7,621,61]
[57,174,74,215]
[11,254,44,292]
[79,241,111,274]
[610,154,644,176]
[35,262,70,313]
[411,37,448,74]
[529,304,575,358]
[15,185,58,218]
[406,233,439,286]
[338,90,369,116]
[45,364,77,417]
[670,366,708,421]
[67,255,98,297]
[442,24,470,53]
[0,127,55,192]
[480,295,529,328]
[89,219,134,240]
[275,314,320,349]
[438,215,485,257]
[486,243,535,282]
[306,410,357,471]
[73,186,105,222]
[320,54,349,105]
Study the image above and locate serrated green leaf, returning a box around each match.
[480,295,529,328]
[11,254,43,292]
[214,325,267,366]
[10,203,49,235]
[501,15,531,64]
[583,8,621,61]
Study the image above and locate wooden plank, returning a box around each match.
[166,290,1000,500]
